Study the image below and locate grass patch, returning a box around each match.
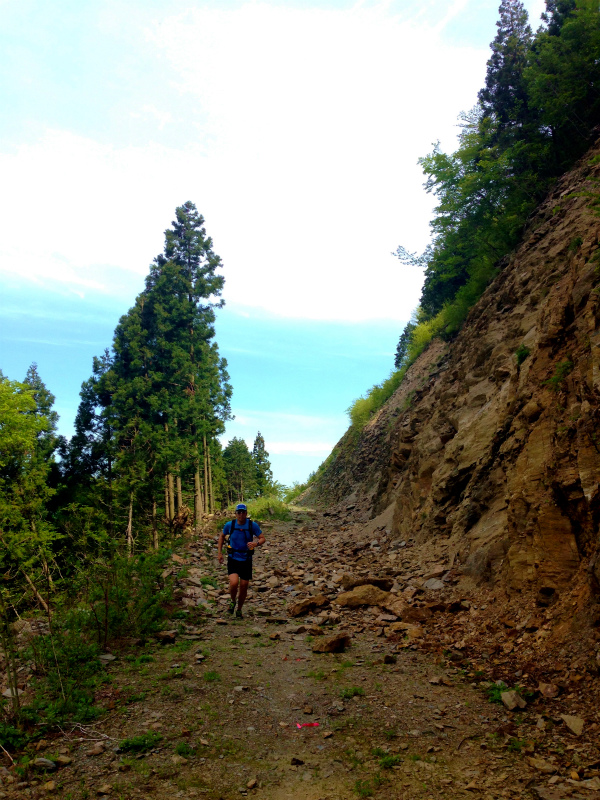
[175,741,195,757]
[203,670,220,682]
[119,733,162,753]
[340,686,365,700]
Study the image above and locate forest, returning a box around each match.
[0,203,278,737]
[348,0,600,429]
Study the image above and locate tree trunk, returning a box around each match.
[208,444,214,513]
[194,450,203,534]
[168,473,175,522]
[126,492,134,555]
[164,475,170,523]
[203,435,209,514]
[176,474,183,511]
[152,500,159,550]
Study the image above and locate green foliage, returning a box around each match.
[347,369,407,430]
[506,737,527,753]
[175,741,195,756]
[0,723,29,750]
[515,344,531,365]
[119,733,163,753]
[340,686,365,700]
[544,359,574,392]
[203,670,220,682]
[223,437,257,503]
[252,432,273,497]
[568,236,583,252]
[244,495,291,521]
[379,754,402,769]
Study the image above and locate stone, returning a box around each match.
[334,584,391,608]
[285,625,307,635]
[2,687,24,699]
[526,757,556,774]
[537,682,559,698]
[171,755,188,765]
[99,653,116,663]
[340,575,394,592]
[269,632,281,640]
[422,578,445,591]
[303,705,313,714]
[42,780,57,791]
[312,632,352,653]
[96,784,112,795]
[234,685,248,692]
[247,777,258,789]
[560,714,584,736]
[501,690,527,711]
[255,608,271,616]
[386,622,423,639]
[424,565,447,579]
[32,758,56,771]
[287,595,330,617]
[383,654,397,665]
[322,730,334,738]
[55,755,73,766]
[86,743,105,756]
[291,757,305,766]
[155,630,177,643]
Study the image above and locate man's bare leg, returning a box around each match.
[237,579,250,611]
[229,573,239,602]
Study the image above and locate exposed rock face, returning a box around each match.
[307,140,600,607]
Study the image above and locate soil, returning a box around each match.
[2,509,599,800]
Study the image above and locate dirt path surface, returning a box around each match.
[3,509,599,800]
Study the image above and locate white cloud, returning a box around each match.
[1,1,534,322]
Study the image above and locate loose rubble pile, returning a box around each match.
[1,507,600,799]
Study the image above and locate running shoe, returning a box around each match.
[227,600,236,615]
[235,608,244,619]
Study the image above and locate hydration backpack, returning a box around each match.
[225,518,258,557]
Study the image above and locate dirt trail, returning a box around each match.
[4,510,598,800]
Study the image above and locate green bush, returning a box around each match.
[244,495,291,521]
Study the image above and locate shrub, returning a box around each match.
[515,344,530,366]
[544,359,574,392]
[244,496,291,521]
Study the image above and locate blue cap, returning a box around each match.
[235,503,247,512]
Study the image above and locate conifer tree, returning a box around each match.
[252,432,273,496]
[223,438,256,503]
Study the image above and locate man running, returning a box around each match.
[218,503,265,618]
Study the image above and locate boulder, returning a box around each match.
[386,622,423,639]
[501,690,527,711]
[155,630,177,644]
[340,575,394,592]
[312,632,352,653]
[334,584,391,608]
[287,595,330,617]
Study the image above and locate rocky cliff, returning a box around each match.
[306,139,600,631]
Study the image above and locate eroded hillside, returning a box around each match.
[305,137,600,655]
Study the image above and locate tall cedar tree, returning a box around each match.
[223,437,257,503]
[67,203,231,546]
[252,431,273,496]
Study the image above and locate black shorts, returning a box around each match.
[227,556,252,581]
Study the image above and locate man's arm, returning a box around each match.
[217,531,225,564]
[247,524,266,551]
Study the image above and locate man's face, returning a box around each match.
[236,510,247,523]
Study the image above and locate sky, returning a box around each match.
[0,0,546,486]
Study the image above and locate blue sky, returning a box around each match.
[0,0,545,486]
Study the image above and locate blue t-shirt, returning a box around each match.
[223,519,262,562]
